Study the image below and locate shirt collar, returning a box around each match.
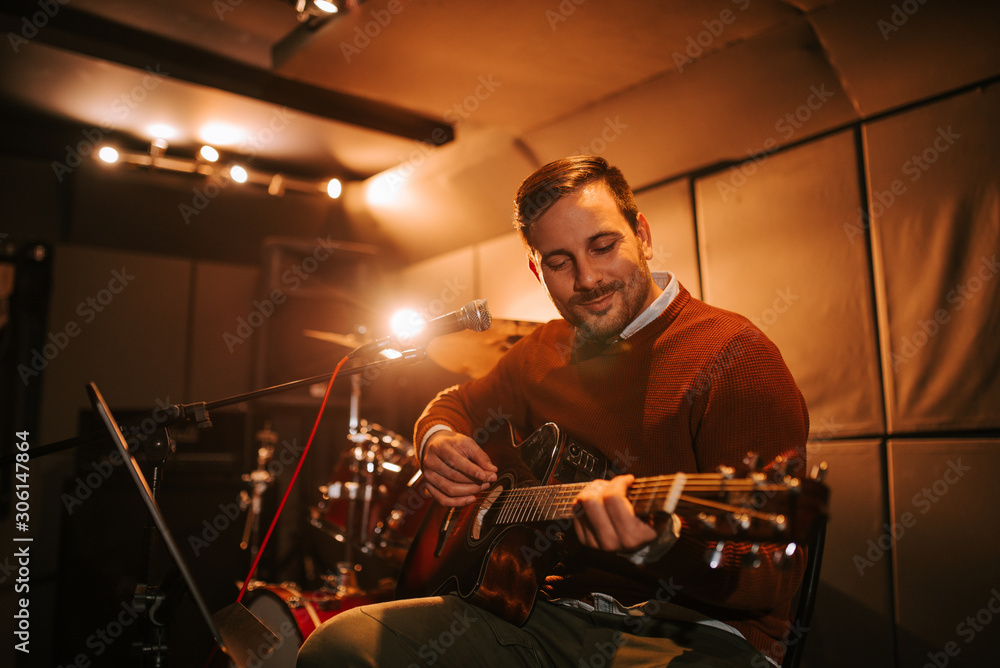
[619,271,679,340]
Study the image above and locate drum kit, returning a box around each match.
[233,318,540,663]
[238,417,429,664]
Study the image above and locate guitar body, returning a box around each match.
[396,469,564,624]
[396,423,589,624]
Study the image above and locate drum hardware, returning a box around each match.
[239,423,279,557]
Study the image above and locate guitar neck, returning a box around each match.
[492,472,786,526]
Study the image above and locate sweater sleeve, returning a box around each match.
[639,325,810,614]
[413,334,529,460]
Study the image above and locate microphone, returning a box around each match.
[348,299,492,358]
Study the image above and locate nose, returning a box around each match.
[574,256,602,292]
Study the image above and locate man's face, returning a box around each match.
[530,183,659,343]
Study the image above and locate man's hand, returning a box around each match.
[421,430,498,506]
[573,474,658,552]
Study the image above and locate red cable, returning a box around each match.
[236,354,349,602]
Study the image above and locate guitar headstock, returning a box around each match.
[669,455,829,550]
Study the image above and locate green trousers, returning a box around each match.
[296,595,770,667]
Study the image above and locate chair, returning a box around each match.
[781,518,827,668]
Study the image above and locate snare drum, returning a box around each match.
[240,583,385,666]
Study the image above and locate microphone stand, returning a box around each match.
[18,348,428,665]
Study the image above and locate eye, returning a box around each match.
[594,239,619,254]
[545,258,570,272]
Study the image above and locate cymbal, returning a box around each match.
[302,329,368,349]
[426,319,541,378]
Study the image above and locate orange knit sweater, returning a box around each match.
[415,284,810,664]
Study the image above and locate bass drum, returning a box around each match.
[238,583,387,666]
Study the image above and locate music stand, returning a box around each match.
[86,382,278,667]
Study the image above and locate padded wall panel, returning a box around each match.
[523,19,860,190]
[809,0,1000,119]
[478,232,559,323]
[39,245,192,445]
[695,129,884,439]
[396,244,477,318]
[802,439,894,668]
[635,178,702,299]
[188,261,259,403]
[888,439,1000,668]
[865,86,1000,433]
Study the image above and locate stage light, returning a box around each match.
[314,0,338,13]
[326,177,342,199]
[147,123,177,140]
[230,164,248,183]
[150,138,168,165]
[98,146,119,163]
[268,174,286,196]
[390,309,426,342]
[199,145,219,162]
[200,122,244,146]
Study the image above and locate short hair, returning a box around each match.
[513,155,640,247]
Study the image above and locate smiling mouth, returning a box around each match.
[579,293,615,312]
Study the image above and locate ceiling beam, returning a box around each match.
[0,2,454,146]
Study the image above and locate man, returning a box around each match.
[298,155,809,667]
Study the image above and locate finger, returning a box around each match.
[425,482,477,507]
[575,482,622,552]
[421,467,489,500]
[427,436,496,484]
[444,441,497,483]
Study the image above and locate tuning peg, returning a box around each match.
[743,452,761,471]
[706,541,725,569]
[811,461,829,483]
[741,543,762,569]
[772,542,798,570]
[697,512,717,532]
[771,456,789,478]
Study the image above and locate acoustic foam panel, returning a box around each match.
[865,85,1000,433]
[888,439,1000,668]
[801,439,894,668]
[695,129,884,439]
[635,177,702,299]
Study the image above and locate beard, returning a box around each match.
[558,255,654,343]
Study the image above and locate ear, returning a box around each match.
[636,213,654,261]
[527,256,541,283]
